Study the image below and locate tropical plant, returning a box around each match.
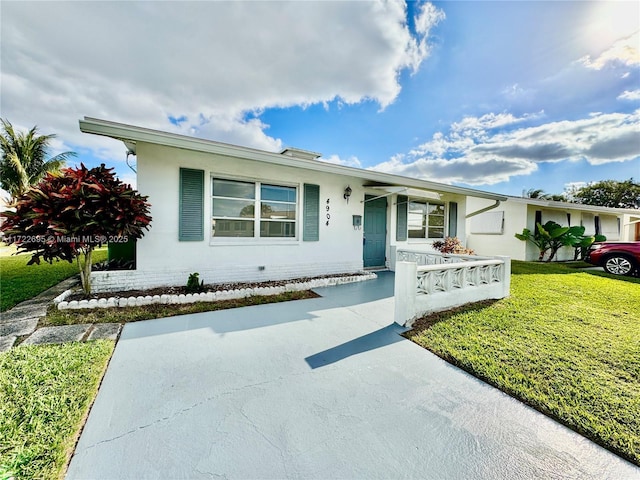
[0,119,75,200]
[568,232,607,261]
[185,272,205,293]
[432,237,474,255]
[0,164,152,296]
[515,221,587,262]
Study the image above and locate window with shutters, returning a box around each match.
[407,200,445,239]
[211,178,297,239]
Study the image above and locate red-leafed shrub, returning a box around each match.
[1,163,152,295]
[431,237,474,255]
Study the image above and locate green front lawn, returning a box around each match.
[0,340,114,480]
[0,246,107,312]
[407,261,640,465]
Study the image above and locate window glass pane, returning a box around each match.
[260,221,295,238]
[261,184,296,202]
[409,201,427,214]
[212,179,255,199]
[408,213,425,229]
[428,215,445,227]
[428,227,445,238]
[408,209,426,238]
[212,219,254,237]
[212,199,255,218]
[261,202,296,220]
[408,227,426,238]
[428,203,445,215]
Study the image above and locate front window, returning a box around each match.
[408,201,445,239]
[212,179,297,239]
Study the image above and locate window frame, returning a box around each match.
[210,175,299,243]
[406,199,447,241]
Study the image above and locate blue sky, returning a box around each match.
[1,1,638,199]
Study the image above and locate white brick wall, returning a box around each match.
[90,260,363,293]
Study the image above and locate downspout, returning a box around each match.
[465,199,502,218]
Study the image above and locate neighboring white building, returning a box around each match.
[466,196,640,261]
[79,118,507,292]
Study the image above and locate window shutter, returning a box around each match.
[448,202,458,237]
[396,195,408,241]
[303,184,320,241]
[179,168,204,241]
[534,210,542,235]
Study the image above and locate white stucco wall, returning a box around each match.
[465,199,528,260]
[466,198,626,261]
[90,142,478,292]
[116,142,370,287]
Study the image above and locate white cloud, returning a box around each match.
[618,89,640,101]
[371,153,537,186]
[372,110,640,185]
[579,30,640,70]
[0,1,443,158]
[319,155,363,169]
[411,2,446,67]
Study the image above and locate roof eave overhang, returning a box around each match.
[79,117,507,202]
[511,196,638,214]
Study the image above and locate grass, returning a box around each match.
[407,261,640,465]
[2,263,317,479]
[0,245,107,312]
[42,290,317,327]
[0,340,114,480]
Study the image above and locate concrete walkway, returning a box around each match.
[0,277,120,351]
[66,272,638,479]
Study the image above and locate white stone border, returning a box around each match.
[53,289,74,304]
[56,273,377,310]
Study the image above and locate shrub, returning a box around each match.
[432,237,474,255]
[0,164,152,296]
[185,272,204,293]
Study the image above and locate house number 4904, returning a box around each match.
[326,198,330,226]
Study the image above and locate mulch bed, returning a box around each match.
[66,272,371,302]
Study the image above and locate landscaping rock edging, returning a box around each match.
[56,273,378,310]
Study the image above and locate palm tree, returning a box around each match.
[526,188,546,199]
[0,119,75,200]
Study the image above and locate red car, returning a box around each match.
[585,241,640,276]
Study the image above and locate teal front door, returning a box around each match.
[363,196,387,267]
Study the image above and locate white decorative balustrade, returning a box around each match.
[394,250,510,327]
[396,250,477,265]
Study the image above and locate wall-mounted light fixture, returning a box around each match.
[344,185,352,203]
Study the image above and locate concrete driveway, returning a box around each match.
[67,273,638,479]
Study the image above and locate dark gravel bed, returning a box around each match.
[67,272,371,302]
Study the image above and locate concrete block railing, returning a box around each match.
[395,250,510,327]
[396,250,478,265]
[56,273,377,311]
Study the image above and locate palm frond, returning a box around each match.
[0,118,73,199]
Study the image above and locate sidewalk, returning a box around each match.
[0,277,120,352]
